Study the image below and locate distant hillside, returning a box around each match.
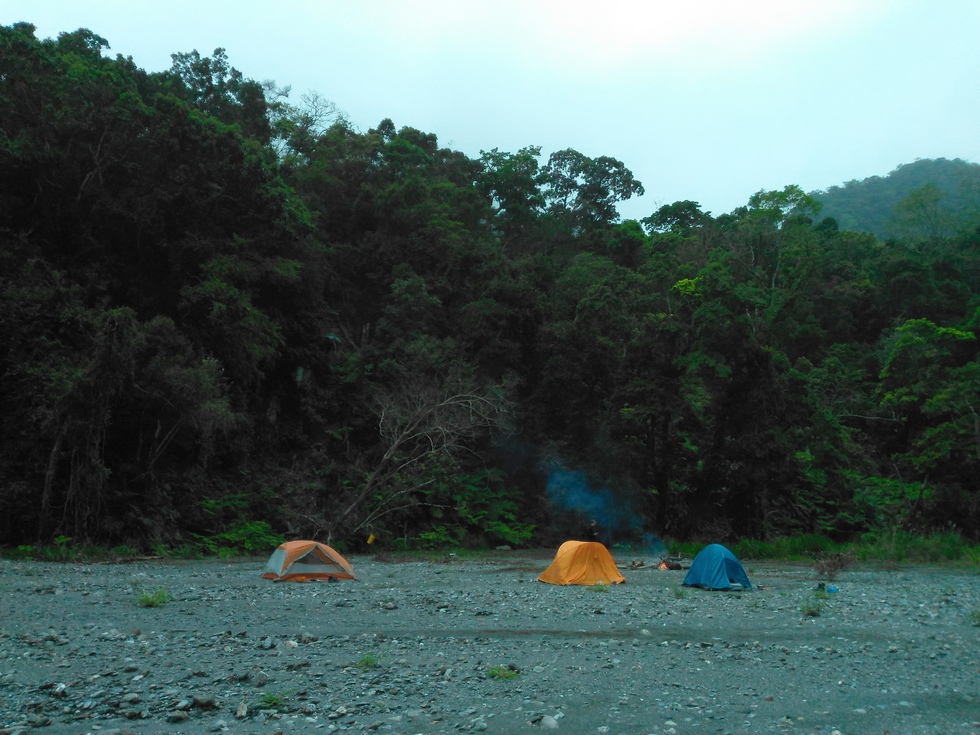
[812,157,980,239]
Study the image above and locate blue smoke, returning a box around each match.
[544,461,664,554]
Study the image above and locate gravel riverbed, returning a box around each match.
[0,552,978,735]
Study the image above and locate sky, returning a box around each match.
[5,1,978,221]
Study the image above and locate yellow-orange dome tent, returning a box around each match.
[261,540,355,582]
[538,541,625,585]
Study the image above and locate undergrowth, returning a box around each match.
[4,529,979,566]
[665,530,980,565]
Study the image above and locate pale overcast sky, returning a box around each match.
[5,1,978,220]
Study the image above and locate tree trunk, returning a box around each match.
[38,422,67,543]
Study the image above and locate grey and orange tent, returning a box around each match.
[261,540,355,582]
[538,541,625,585]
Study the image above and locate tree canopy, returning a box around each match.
[2,23,978,551]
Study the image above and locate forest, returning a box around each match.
[1,24,978,554]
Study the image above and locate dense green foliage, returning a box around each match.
[1,24,978,552]
[812,158,980,240]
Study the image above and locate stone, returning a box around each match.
[192,693,218,710]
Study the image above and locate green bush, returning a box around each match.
[414,525,457,550]
[404,469,535,550]
[194,520,284,556]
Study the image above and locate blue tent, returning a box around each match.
[682,544,752,590]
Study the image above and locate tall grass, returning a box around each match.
[734,534,836,560]
[853,529,979,563]
[666,530,980,564]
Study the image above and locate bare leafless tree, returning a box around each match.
[328,373,512,541]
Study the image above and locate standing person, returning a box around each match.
[585,519,599,541]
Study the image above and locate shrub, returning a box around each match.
[31,535,78,561]
[813,551,854,580]
[414,525,457,550]
[194,520,284,557]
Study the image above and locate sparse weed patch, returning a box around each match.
[800,599,825,618]
[355,653,381,671]
[487,664,519,680]
[672,586,686,599]
[131,580,171,607]
[800,587,830,617]
[586,583,610,593]
[970,609,980,627]
[256,691,288,710]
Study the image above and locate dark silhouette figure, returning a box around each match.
[584,519,599,542]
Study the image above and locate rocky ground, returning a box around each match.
[0,551,978,735]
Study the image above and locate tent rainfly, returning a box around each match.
[538,540,625,586]
[682,543,751,590]
[261,540,355,582]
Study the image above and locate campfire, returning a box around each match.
[629,557,684,571]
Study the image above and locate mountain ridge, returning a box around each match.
[810,157,980,239]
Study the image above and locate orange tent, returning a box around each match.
[261,540,355,582]
[538,541,625,585]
